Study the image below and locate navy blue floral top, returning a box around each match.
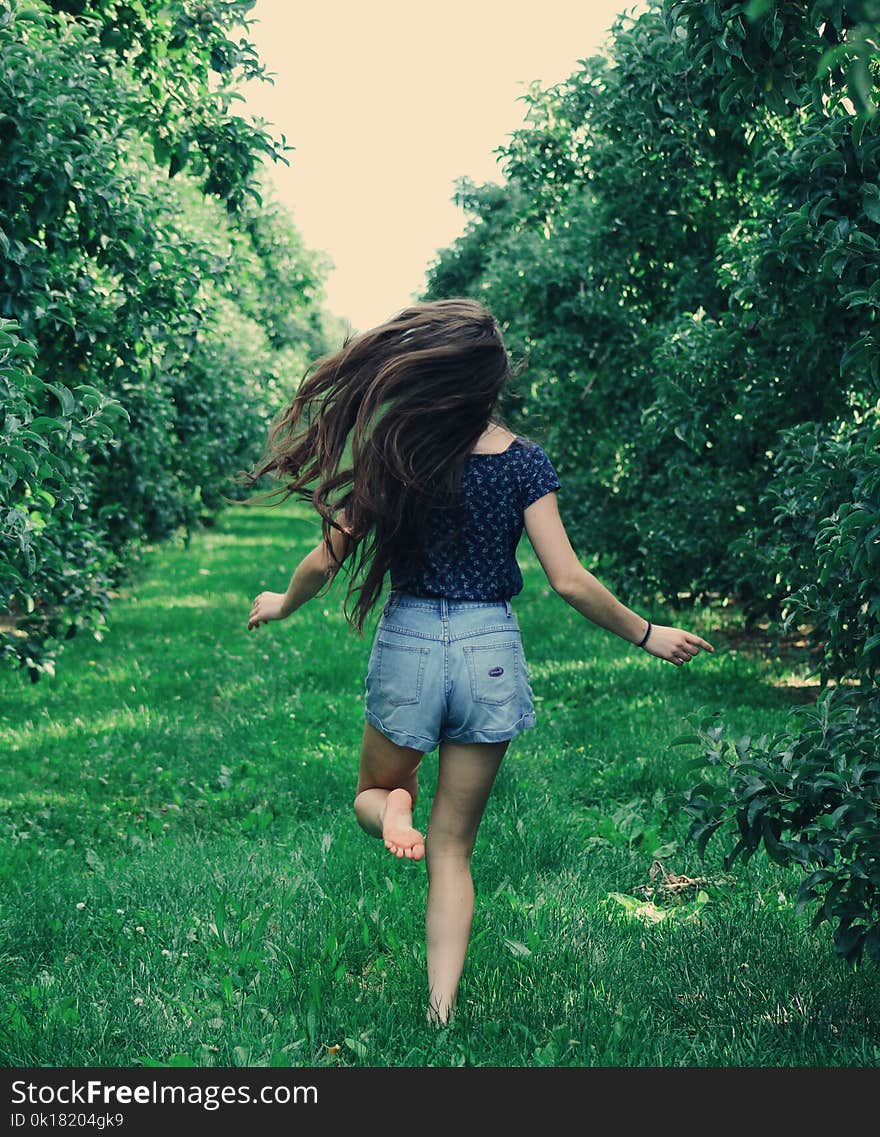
[390,437,561,600]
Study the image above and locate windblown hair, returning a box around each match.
[241,298,513,632]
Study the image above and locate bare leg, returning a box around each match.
[354,721,426,860]
[425,738,508,1024]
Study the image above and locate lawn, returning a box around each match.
[2,501,878,1068]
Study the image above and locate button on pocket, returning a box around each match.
[465,640,519,706]
[375,638,428,706]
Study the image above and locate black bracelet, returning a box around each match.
[637,620,652,648]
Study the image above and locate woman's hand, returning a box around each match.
[247,591,290,630]
[642,624,714,666]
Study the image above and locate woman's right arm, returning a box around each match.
[523,493,713,666]
[247,513,352,631]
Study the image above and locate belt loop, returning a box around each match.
[505,600,512,617]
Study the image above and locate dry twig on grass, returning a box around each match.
[638,860,716,905]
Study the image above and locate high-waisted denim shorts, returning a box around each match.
[364,592,536,752]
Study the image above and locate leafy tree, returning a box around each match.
[684,682,880,965]
[424,0,880,960]
[0,318,128,676]
[0,1,334,675]
[424,0,879,614]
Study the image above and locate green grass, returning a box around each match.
[2,501,879,1068]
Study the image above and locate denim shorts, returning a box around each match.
[364,592,536,752]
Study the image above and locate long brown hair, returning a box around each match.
[240,297,513,632]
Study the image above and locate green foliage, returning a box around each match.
[670,0,880,118]
[424,0,880,957]
[0,318,128,678]
[0,1,334,672]
[683,687,880,964]
[739,415,880,680]
[42,0,284,212]
[424,0,880,616]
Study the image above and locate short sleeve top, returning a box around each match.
[389,437,561,601]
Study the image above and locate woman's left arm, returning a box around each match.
[247,515,351,631]
[523,493,714,665]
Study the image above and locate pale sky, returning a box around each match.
[241,1,644,332]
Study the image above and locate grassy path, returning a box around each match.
[2,502,879,1067]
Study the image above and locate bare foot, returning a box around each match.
[383,788,425,861]
[427,1004,454,1028]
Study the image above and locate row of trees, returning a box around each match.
[1,0,341,677]
[424,1,880,961]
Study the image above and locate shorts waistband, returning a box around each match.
[384,592,513,617]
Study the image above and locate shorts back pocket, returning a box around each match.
[374,638,429,706]
[464,640,519,706]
